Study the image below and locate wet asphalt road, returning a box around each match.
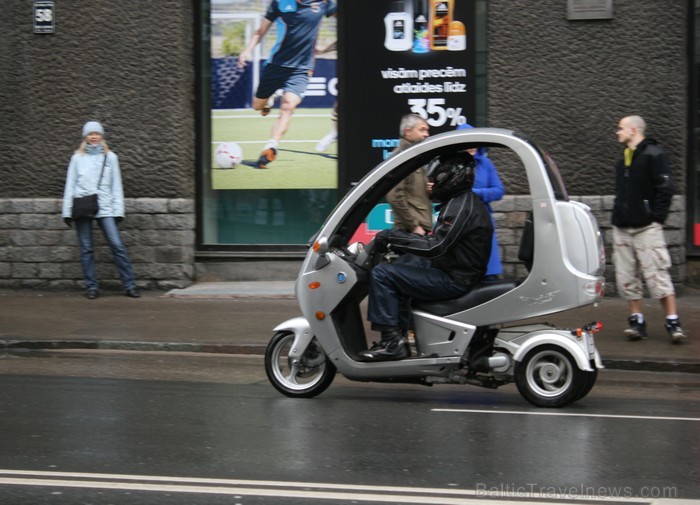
[0,350,699,504]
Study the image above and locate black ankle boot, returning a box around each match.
[361,329,410,361]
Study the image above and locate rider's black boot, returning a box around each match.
[361,329,410,361]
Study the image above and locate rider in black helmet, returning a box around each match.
[428,151,477,201]
[363,151,493,361]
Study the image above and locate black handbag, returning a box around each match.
[72,155,106,220]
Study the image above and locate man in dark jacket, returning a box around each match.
[612,115,686,342]
[362,152,493,361]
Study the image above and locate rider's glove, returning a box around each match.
[369,229,391,265]
[373,229,391,253]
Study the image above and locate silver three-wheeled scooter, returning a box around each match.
[265,129,606,407]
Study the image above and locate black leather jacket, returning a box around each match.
[612,137,674,228]
[384,191,493,287]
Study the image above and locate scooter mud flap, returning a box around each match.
[273,317,314,359]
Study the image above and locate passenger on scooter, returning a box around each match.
[362,152,493,361]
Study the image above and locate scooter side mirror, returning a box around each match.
[313,236,329,255]
[313,237,331,269]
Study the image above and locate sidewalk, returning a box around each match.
[1,283,698,373]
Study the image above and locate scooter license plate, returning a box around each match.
[587,333,596,355]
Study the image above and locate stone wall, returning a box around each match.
[0,198,195,291]
[1,195,685,294]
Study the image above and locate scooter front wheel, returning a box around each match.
[265,331,336,398]
[515,345,586,408]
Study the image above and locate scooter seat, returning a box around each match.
[412,279,518,316]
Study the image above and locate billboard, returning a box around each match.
[203,1,339,246]
[201,0,482,246]
[338,0,477,190]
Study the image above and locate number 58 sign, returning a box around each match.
[33,1,55,34]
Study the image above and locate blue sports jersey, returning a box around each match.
[264,0,336,70]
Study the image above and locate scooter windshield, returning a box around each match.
[312,129,570,249]
[515,132,569,202]
[536,148,568,202]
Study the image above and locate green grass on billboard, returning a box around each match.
[212,107,338,190]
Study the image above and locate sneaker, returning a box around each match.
[315,132,337,152]
[85,289,98,300]
[361,329,410,361]
[624,315,647,340]
[256,147,276,169]
[665,319,687,343]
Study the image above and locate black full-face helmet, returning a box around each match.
[427,151,476,202]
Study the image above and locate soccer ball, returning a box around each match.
[214,142,243,169]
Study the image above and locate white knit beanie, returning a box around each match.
[82,121,104,137]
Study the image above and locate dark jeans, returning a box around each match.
[76,217,136,291]
[367,259,468,331]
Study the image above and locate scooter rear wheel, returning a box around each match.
[514,345,587,407]
[575,360,598,401]
[265,331,336,398]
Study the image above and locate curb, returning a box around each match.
[0,340,265,356]
[601,358,700,374]
[3,339,699,374]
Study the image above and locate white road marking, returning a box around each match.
[0,470,694,504]
[432,408,700,422]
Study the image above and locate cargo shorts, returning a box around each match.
[612,222,675,300]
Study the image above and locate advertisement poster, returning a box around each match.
[206,0,339,245]
[210,1,338,190]
[204,1,480,246]
[338,0,477,191]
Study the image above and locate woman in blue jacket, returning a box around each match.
[457,123,505,278]
[62,121,139,299]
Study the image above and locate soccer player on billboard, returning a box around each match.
[237,0,337,169]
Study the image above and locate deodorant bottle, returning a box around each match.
[384,1,413,51]
[447,21,466,51]
[412,0,429,53]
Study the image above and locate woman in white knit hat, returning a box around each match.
[61,121,139,299]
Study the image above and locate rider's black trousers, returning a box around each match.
[368,259,468,331]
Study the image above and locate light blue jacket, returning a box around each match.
[62,147,125,218]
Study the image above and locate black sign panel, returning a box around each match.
[33,1,55,34]
[338,0,476,191]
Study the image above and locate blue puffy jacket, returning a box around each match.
[457,124,505,276]
[472,149,505,276]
